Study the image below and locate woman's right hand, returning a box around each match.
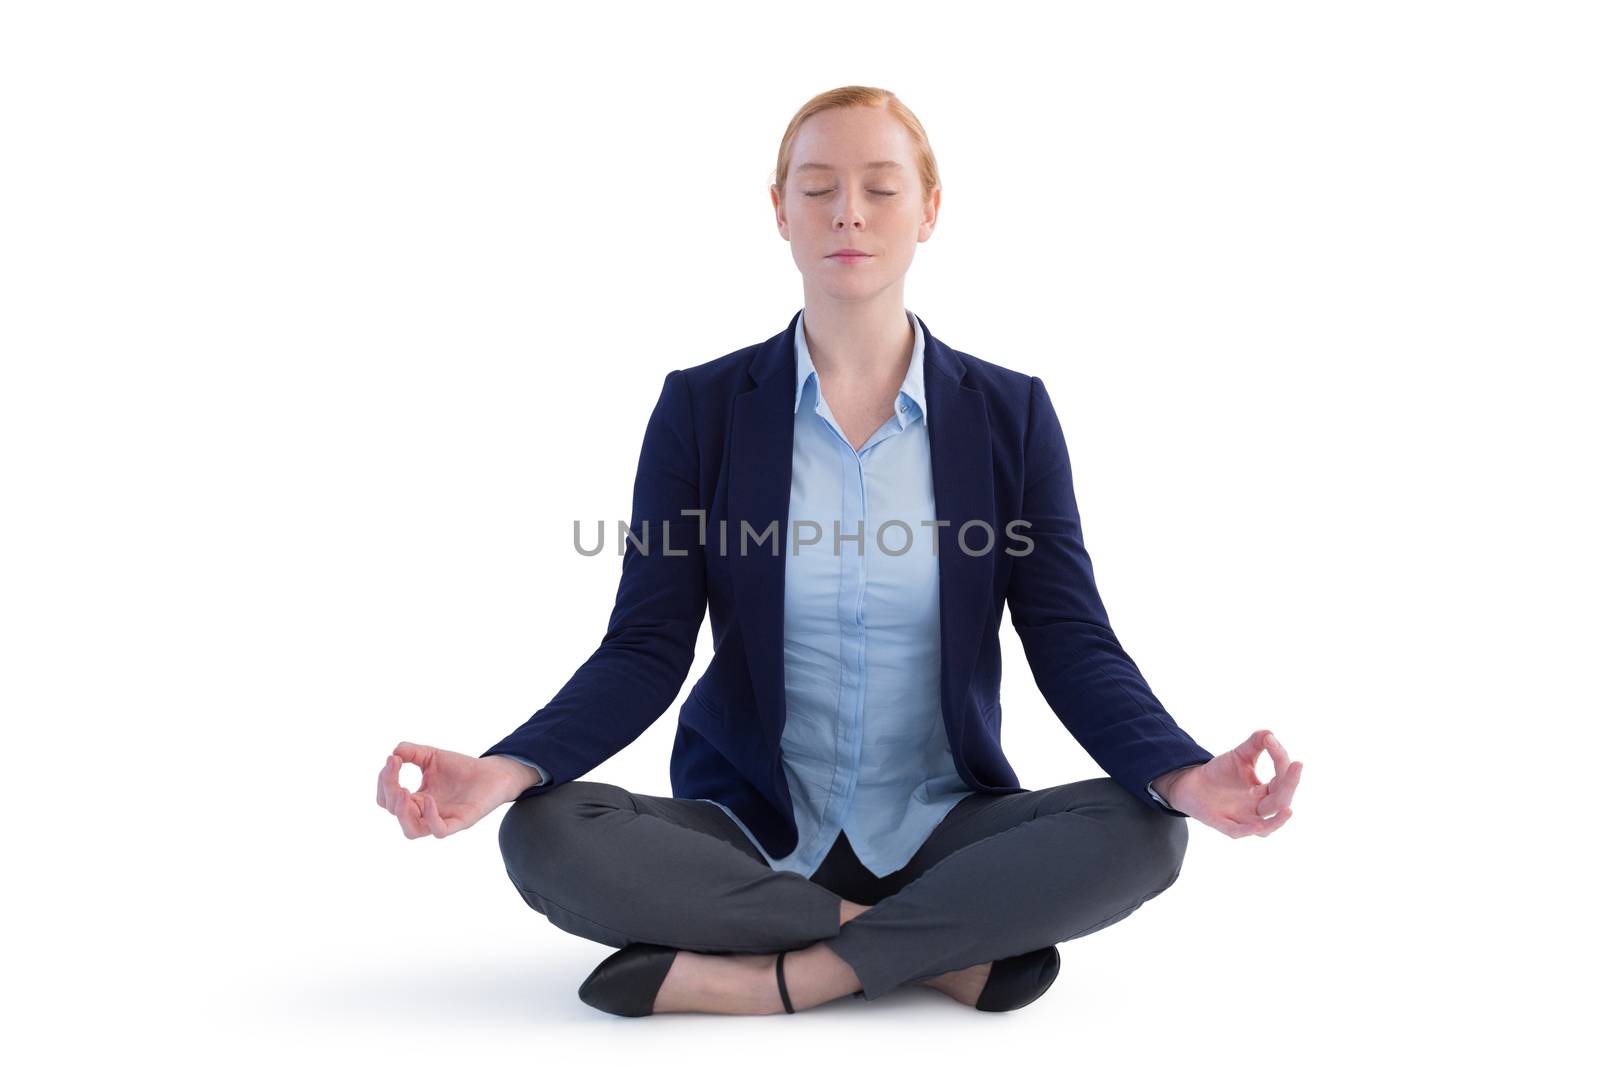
[375,742,540,839]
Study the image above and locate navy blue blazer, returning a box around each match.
[483,309,1214,861]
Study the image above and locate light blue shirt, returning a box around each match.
[498,308,1184,875]
[690,306,971,877]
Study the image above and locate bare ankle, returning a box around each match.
[839,899,873,925]
[919,961,993,1007]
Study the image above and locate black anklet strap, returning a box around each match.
[776,951,795,1014]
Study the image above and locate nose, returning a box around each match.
[833,190,866,229]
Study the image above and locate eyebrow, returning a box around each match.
[795,161,906,172]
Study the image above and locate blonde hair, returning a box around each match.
[772,86,941,206]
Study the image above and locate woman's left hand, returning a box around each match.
[1153,729,1302,838]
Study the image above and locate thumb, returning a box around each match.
[394,741,434,767]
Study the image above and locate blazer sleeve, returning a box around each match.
[1005,375,1213,815]
[480,369,708,801]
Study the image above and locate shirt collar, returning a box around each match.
[793,308,928,428]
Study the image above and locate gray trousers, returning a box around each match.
[497,776,1189,1001]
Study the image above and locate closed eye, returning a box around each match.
[804,190,898,197]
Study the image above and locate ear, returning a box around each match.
[771,184,789,239]
[919,186,941,241]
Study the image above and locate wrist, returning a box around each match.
[483,755,544,802]
[1153,763,1201,801]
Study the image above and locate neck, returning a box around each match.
[799,289,914,386]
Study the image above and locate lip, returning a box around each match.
[827,249,872,259]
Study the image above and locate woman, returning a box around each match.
[374,86,1302,1017]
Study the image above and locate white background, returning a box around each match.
[3,1,1595,1062]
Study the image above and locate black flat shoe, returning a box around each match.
[974,945,1061,1013]
[577,943,678,1017]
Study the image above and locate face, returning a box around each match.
[771,106,939,307]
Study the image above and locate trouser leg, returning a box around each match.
[497,780,843,954]
[823,777,1191,1001]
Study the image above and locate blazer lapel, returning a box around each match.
[920,315,995,761]
[727,314,799,759]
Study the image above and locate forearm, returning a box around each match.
[479,622,698,781]
[480,368,707,788]
[1007,375,1214,809]
[1016,622,1213,791]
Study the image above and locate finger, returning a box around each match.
[421,793,450,838]
[1232,729,1272,785]
[1259,761,1303,816]
[1262,731,1292,781]
[377,753,402,809]
[1238,782,1270,817]
[1234,807,1294,837]
[385,780,409,819]
[384,752,409,808]
[1233,729,1272,762]
[395,789,428,839]
[1253,808,1293,836]
[1217,816,1254,839]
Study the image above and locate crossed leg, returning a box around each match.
[499,778,1188,1013]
